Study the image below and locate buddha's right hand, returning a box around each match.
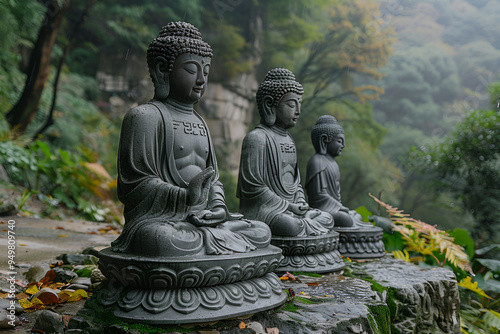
[288,202,308,215]
[186,167,215,206]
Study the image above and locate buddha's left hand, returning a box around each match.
[187,207,226,227]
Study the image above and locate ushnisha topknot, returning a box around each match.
[147,21,213,74]
[256,68,304,118]
[311,115,344,153]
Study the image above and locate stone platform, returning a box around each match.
[65,255,460,333]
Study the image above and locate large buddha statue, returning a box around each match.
[306,115,385,259]
[111,22,270,257]
[237,68,344,273]
[92,22,286,324]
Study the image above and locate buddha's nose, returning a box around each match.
[196,72,205,85]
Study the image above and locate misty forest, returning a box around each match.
[1,0,499,332]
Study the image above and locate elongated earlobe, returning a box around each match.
[153,57,169,100]
[319,134,328,155]
[262,95,275,126]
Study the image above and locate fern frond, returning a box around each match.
[369,193,473,274]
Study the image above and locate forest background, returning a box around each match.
[0,0,499,244]
[1,0,500,331]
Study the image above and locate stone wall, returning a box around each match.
[197,73,258,174]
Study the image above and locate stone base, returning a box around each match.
[91,246,287,324]
[97,247,284,289]
[336,224,385,259]
[271,232,345,274]
[90,272,286,324]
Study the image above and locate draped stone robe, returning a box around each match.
[305,153,343,217]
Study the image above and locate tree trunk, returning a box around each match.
[6,0,70,136]
[34,0,96,140]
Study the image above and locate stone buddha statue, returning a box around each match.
[237,68,333,237]
[306,115,385,259]
[111,22,271,257]
[92,22,286,324]
[237,68,344,273]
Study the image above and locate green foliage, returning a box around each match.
[296,0,395,111]
[202,15,252,81]
[372,195,500,333]
[419,108,500,243]
[459,243,500,333]
[0,139,114,221]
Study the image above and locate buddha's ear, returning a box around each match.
[262,95,276,126]
[152,57,169,100]
[319,134,328,155]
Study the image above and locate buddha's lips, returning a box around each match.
[193,87,203,93]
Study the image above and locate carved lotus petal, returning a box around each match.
[173,289,201,314]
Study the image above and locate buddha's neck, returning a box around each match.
[164,98,194,114]
[270,125,289,137]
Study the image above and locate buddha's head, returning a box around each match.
[311,115,345,157]
[256,68,304,129]
[147,22,213,103]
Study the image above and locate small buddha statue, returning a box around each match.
[237,69,344,273]
[92,22,285,324]
[237,68,333,237]
[306,115,385,258]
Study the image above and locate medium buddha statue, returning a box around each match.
[237,68,344,274]
[92,22,286,324]
[306,115,385,259]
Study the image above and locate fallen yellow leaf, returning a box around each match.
[58,234,68,238]
[68,289,88,302]
[26,285,39,295]
[19,297,44,309]
[58,291,72,303]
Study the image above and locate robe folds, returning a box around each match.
[111,100,270,256]
[305,153,343,217]
[237,125,333,236]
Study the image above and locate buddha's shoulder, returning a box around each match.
[243,127,269,145]
[307,154,328,174]
[123,103,163,125]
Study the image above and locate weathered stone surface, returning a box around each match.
[53,267,78,283]
[57,253,97,265]
[23,263,51,282]
[32,310,64,334]
[351,256,461,334]
[0,298,23,315]
[0,309,18,329]
[69,256,459,334]
[255,255,459,334]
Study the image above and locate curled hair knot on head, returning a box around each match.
[256,68,304,125]
[147,21,213,74]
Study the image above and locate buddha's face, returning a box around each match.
[275,92,302,129]
[168,53,211,104]
[327,133,345,157]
